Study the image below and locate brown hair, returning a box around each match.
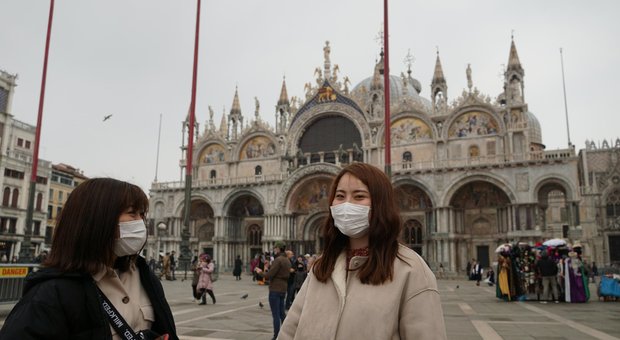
[44,178,149,274]
[313,163,402,285]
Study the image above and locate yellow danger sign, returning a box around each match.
[0,267,29,278]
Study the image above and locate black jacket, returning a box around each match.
[537,257,558,277]
[0,256,178,340]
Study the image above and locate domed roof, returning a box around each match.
[351,74,432,111]
[525,111,542,144]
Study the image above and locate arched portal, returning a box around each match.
[226,195,264,268]
[288,175,334,255]
[450,181,510,234]
[395,184,433,256]
[537,183,570,236]
[188,200,215,256]
[450,181,511,269]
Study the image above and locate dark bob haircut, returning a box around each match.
[44,178,149,274]
[313,163,402,285]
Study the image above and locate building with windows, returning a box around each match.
[46,163,88,248]
[147,39,616,273]
[0,70,51,262]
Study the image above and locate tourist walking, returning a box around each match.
[255,242,291,340]
[191,255,200,302]
[233,255,243,280]
[294,255,308,294]
[196,254,216,305]
[279,163,446,339]
[170,250,177,280]
[285,250,296,309]
[0,178,178,339]
[160,252,171,280]
[250,253,260,282]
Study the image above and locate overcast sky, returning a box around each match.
[1,0,618,192]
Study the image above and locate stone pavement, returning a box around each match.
[1,272,619,339]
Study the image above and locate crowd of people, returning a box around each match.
[492,241,592,303]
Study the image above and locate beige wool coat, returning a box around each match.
[278,244,447,340]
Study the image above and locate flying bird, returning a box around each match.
[259,301,264,309]
[241,293,248,299]
[103,114,113,122]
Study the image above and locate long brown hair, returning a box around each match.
[44,178,149,274]
[313,163,402,285]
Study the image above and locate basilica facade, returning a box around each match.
[147,39,618,274]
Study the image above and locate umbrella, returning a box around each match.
[542,238,566,247]
[495,243,511,253]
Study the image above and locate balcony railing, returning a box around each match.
[393,148,575,173]
[152,173,287,190]
[153,148,575,190]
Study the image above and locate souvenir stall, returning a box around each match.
[494,244,524,301]
[514,242,538,298]
[493,239,591,303]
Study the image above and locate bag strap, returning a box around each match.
[96,286,143,340]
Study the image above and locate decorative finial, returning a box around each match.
[436,46,439,56]
[511,29,515,40]
[375,24,384,49]
[403,49,415,76]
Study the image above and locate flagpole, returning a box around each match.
[559,48,572,148]
[154,113,162,182]
[181,0,201,275]
[383,0,392,178]
[20,0,55,263]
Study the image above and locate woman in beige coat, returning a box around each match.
[279,163,447,340]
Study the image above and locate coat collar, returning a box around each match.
[331,252,369,296]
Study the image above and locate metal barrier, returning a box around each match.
[0,264,38,303]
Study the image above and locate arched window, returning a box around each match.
[403,151,412,162]
[247,224,262,246]
[255,166,262,176]
[403,219,423,255]
[606,189,620,219]
[36,193,43,211]
[11,188,19,208]
[209,170,216,179]
[2,187,10,206]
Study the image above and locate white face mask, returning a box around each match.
[330,202,371,238]
[114,219,147,256]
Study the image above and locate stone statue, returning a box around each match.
[466,63,473,91]
[323,40,331,64]
[343,76,351,94]
[208,106,214,120]
[304,82,313,99]
[332,64,340,81]
[254,97,260,115]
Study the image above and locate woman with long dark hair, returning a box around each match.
[0,178,177,340]
[279,163,446,339]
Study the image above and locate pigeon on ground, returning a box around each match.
[241,293,248,299]
[259,301,264,309]
[456,285,459,289]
